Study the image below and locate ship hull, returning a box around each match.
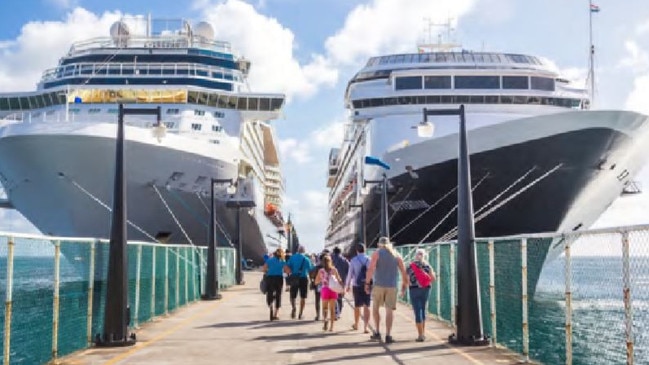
[0,122,273,264]
[329,110,649,262]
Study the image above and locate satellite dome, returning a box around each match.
[109,21,130,41]
[193,21,215,40]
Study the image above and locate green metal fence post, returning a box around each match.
[176,247,180,310]
[521,238,529,363]
[165,246,169,315]
[134,244,142,328]
[565,235,573,365]
[489,239,496,347]
[151,246,156,317]
[52,240,61,362]
[87,240,97,346]
[4,237,15,365]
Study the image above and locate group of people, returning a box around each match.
[261,236,436,343]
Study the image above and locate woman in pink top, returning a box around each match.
[315,254,343,332]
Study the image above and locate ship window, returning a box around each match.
[531,77,555,91]
[441,95,454,104]
[469,95,484,104]
[19,97,30,109]
[248,97,259,111]
[424,76,451,89]
[503,76,529,89]
[227,96,238,109]
[485,95,499,103]
[0,97,8,110]
[191,123,202,131]
[455,76,500,89]
[395,76,422,90]
[456,95,470,103]
[425,95,441,104]
[188,91,199,104]
[197,92,208,105]
[207,93,219,107]
[167,108,180,114]
[500,96,513,104]
[194,110,205,116]
[512,96,527,104]
[270,98,284,111]
[259,97,270,111]
[370,98,383,107]
[237,97,247,110]
[213,111,225,118]
[8,97,19,110]
[32,95,43,108]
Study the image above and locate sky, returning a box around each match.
[1,0,649,254]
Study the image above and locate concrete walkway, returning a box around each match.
[59,271,528,365]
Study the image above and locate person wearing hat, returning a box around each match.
[365,237,408,344]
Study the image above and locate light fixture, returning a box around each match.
[416,120,435,138]
[406,165,419,179]
[226,184,237,195]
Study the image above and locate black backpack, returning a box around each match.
[355,256,370,287]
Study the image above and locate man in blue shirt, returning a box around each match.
[286,245,313,319]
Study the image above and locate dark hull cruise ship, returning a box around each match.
[325,49,649,271]
[0,17,288,264]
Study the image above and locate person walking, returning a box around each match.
[407,248,436,342]
[345,243,371,333]
[286,245,313,319]
[315,254,343,332]
[332,246,349,320]
[262,248,287,321]
[365,237,408,343]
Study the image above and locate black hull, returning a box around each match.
[338,127,630,250]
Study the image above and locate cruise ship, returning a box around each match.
[0,17,288,264]
[325,48,649,270]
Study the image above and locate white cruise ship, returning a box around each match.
[326,48,649,270]
[0,17,288,264]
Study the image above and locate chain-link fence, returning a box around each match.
[390,224,649,365]
[0,233,236,365]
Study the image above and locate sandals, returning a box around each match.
[351,324,358,331]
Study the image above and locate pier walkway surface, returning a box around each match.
[59,272,526,365]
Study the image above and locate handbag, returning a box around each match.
[328,272,345,294]
[410,262,432,288]
[287,256,306,286]
[260,275,268,294]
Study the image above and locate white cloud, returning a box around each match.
[0,8,122,92]
[285,189,329,252]
[196,0,338,101]
[278,138,312,164]
[312,119,346,148]
[323,0,475,67]
[618,40,649,73]
[625,74,649,115]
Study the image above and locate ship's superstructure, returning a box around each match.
[0,17,288,263]
[326,49,649,268]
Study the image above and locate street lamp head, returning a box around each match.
[225,184,237,195]
[416,120,435,138]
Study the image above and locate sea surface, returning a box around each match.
[1,255,647,364]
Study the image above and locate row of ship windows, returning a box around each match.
[351,95,585,109]
[0,90,284,112]
[64,107,227,121]
[367,52,542,66]
[395,75,555,91]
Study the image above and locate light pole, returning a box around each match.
[420,105,488,346]
[203,178,233,300]
[349,203,366,245]
[363,156,391,245]
[226,178,255,285]
[96,104,161,347]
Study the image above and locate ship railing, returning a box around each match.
[67,35,232,55]
[0,231,238,365]
[382,222,649,365]
[40,61,240,83]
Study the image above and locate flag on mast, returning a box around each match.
[590,3,600,12]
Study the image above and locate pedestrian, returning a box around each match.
[332,246,349,320]
[262,248,287,321]
[365,236,408,343]
[308,252,326,321]
[407,248,436,342]
[315,254,343,332]
[345,243,371,333]
[286,245,313,319]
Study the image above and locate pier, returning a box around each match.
[57,271,523,365]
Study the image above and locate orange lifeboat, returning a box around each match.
[265,203,277,216]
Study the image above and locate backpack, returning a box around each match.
[355,256,370,287]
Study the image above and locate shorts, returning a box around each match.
[371,285,397,310]
[320,286,338,300]
[352,286,371,307]
[289,277,309,299]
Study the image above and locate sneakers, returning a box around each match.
[385,335,395,344]
[416,335,425,342]
[369,332,382,342]
[291,308,296,319]
[314,315,320,321]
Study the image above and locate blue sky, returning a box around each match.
[1,0,649,253]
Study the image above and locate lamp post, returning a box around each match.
[349,203,366,245]
[226,178,255,285]
[420,105,488,346]
[96,104,161,347]
[203,178,233,300]
[363,156,391,244]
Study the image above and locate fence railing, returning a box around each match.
[0,232,236,365]
[390,224,649,365]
